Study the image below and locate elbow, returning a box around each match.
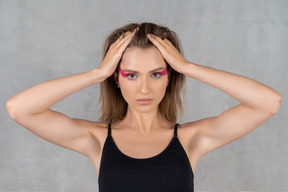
[6,98,18,120]
[6,100,14,119]
[270,93,282,114]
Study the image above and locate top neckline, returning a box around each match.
[108,123,179,160]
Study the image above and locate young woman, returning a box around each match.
[6,22,282,192]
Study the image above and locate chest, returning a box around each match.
[90,126,197,177]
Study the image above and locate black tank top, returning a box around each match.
[98,123,194,192]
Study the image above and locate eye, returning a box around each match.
[152,73,161,78]
[127,74,136,79]
[126,73,162,80]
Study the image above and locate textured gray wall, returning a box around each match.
[1,0,287,191]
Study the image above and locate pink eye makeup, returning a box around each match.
[157,68,167,76]
[120,67,167,77]
[119,68,131,77]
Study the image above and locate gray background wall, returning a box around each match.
[1,0,287,191]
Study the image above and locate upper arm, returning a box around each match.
[192,103,278,157]
[9,109,99,158]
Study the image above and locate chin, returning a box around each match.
[131,103,158,111]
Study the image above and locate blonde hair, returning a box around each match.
[97,22,186,124]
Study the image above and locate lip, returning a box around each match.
[137,98,152,101]
[136,98,152,105]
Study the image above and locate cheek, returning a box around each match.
[158,84,167,98]
[118,78,134,101]
[121,84,134,95]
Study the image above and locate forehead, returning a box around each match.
[120,47,166,69]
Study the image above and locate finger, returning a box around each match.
[116,30,136,51]
[164,39,179,52]
[117,33,126,41]
[118,29,136,45]
[122,28,137,39]
[153,35,169,48]
[114,31,135,48]
[148,34,167,49]
[125,27,138,37]
[118,31,132,41]
[147,34,167,50]
[164,38,174,47]
[116,29,135,42]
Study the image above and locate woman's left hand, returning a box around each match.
[147,33,190,74]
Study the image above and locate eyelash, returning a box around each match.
[126,73,162,79]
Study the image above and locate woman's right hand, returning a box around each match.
[97,28,138,79]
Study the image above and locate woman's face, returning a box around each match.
[115,46,169,112]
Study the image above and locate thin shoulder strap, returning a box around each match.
[174,123,179,137]
[108,123,111,136]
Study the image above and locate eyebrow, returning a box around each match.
[121,67,165,73]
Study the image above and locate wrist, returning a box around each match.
[90,68,108,84]
[181,62,198,77]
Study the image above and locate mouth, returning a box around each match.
[136,99,153,105]
[137,98,152,101]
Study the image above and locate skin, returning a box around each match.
[114,46,171,134]
[7,27,281,178]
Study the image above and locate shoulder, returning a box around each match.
[76,120,108,143]
[82,120,108,137]
[178,119,204,133]
[177,117,216,156]
[178,117,214,131]
[177,118,214,147]
[74,119,108,132]
[76,120,109,158]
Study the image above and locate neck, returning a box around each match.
[122,106,169,135]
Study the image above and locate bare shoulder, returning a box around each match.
[178,118,210,133]
[178,118,215,156]
[80,120,108,130]
[80,120,108,141]
[177,119,204,149]
[179,117,215,133]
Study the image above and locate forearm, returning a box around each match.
[6,68,105,118]
[183,62,282,113]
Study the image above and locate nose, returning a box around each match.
[140,78,149,94]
